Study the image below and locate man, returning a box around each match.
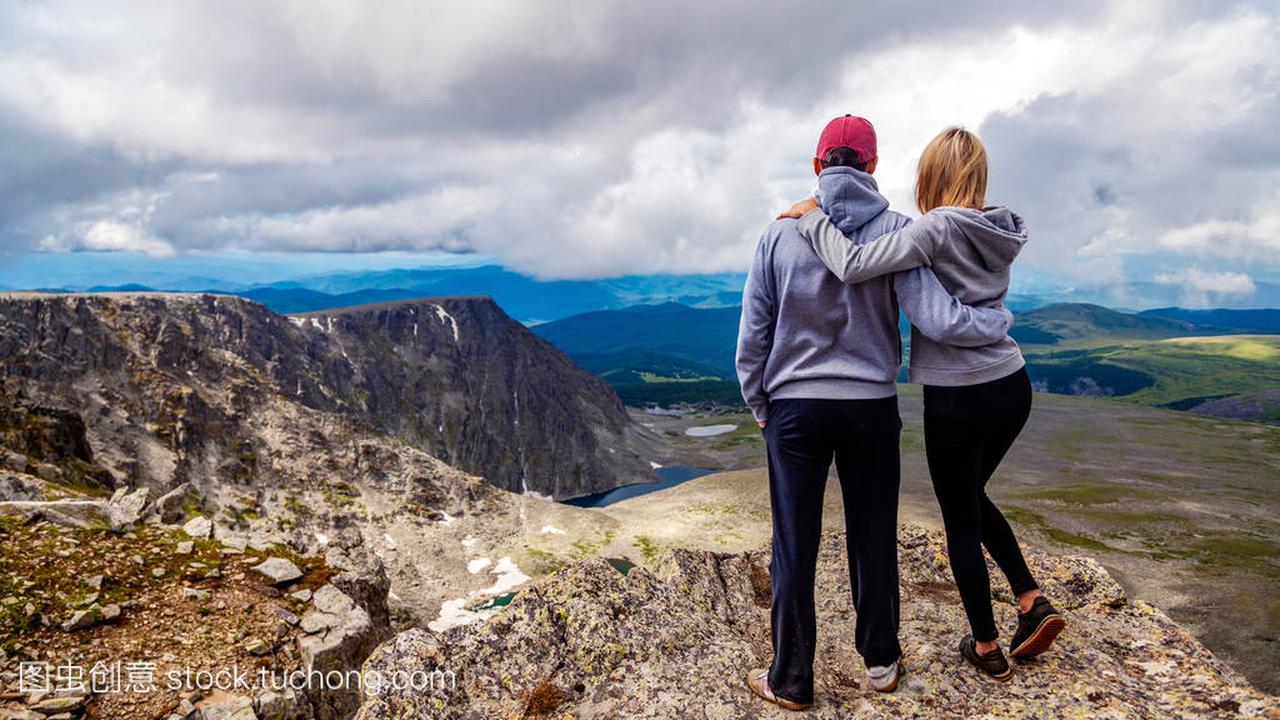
[736,114,1013,709]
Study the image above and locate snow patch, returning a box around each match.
[314,532,329,546]
[461,535,477,550]
[427,598,494,633]
[538,524,566,536]
[482,557,530,596]
[434,304,460,342]
[685,424,738,437]
[649,461,664,470]
[382,533,397,550]
[467,557,492,574]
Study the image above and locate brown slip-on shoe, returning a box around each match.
[746,668,813,711]
[960,635,1013,681]
[1010,596,1067,659]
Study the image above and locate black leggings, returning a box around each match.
[924,367,1038,642]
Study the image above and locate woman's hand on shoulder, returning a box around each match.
[776,197,818,220]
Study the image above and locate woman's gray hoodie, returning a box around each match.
[796,187,1028,387]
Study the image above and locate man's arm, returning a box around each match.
[736,234,776,426]
[894,267,1013,347]
[797,208,945,284]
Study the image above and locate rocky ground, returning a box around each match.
[616,389,1280,695]
[355,526,1279,719]
[0,509,388,720]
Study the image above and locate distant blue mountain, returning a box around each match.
[533,302,742,375]
[278,265,748,323]
[1140,307,1280,334]
[234,287,428,314]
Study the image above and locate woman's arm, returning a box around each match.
[894,266,1012,347]
[796,208,945,284]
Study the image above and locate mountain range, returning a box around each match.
[0,292,648,500]
[530,300,1280,423]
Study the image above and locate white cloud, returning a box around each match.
[0,0,1276,286]
[1155,268,1256,295]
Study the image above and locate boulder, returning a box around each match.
[183,515,213,539]
[106,486,149,530]
[298,584,381,720]
[250,557,303,586]
[146,481,193,524]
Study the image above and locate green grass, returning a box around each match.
[1024,335,1280,410]
[637,371,722,384]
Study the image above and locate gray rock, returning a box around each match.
[2,450,28,473]
[0,472,39,501]
[243,637,270,656]
[147,482,193,524]
[176,540,194,555]
[34,463,61,482]
[30,695,85,712]
[107,486,149,530]
[250,557,303,586]
[290,589,312,603]
[197,693,258,720]
[351,528,1280,720]
[182,587,210,601]
[254,687,300,720]
[183,515,212,539]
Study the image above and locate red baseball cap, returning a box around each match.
[816,114,877,164]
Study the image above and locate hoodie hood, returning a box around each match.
[933,206,1028,272]
[814,167,891,235]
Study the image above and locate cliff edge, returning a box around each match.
[356,526,1278,719]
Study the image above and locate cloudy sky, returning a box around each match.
[1,0,1276,300]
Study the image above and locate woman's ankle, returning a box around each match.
[975,638,1000,654]
[1017,589,1040,613]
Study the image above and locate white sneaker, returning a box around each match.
[867,661,901,693]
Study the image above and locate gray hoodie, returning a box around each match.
[735,167,1013,422]
[796,189,1027,387]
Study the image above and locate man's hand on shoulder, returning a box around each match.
[776,197,818,220]
[757,420,767,429]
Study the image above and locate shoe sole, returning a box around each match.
[745,676,813,711]
[1010,614,1067,659]
[871,671,900,693]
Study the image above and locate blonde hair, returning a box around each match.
[915,127,987,213]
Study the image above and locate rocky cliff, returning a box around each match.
[0,292,649,500]
[293,297,650,499]
[355,526,1278,719]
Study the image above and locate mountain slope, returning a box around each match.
[0,292,648,499]
[1012,302,1224,346]
[1141,307,1280,334]
[294,297,651,498]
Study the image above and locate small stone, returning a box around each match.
[152,567,166,578]
[176,541,194,555]
[243,637,270,656]
[100,603,121,621]
[249,557,302,586]
[61,606,102,631]
[31,695,86,712]
[83,575,104,590]
[272,606,299,626]
[183,587,210,601]
[182,515,212,539]
[290,589,312,603]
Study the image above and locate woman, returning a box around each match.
[778,127,1066,680]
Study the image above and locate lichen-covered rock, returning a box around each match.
[356,527,1278,719]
